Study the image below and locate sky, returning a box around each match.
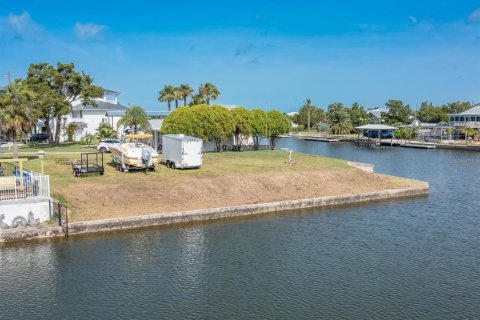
[1,0,480,112]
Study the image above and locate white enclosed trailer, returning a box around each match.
[162,134,203,169]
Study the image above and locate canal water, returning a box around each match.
[1,139,479,319]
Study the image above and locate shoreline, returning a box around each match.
[0,183,428,243]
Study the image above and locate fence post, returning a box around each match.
[58,202,62,227]
[65,207,69,238]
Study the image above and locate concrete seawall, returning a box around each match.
[1,183,428,243]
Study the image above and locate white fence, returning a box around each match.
[0,173,50,201]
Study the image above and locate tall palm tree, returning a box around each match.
[158,85,175,111]
[0,81,36,158]
[117,105,151,134]
[326,102,353,135]
[199,82,220,105]
[173,87,182,109]
[178,84,193,106]
[303,98,313,131]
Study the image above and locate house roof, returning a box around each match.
[367,108,387,119]
[103,88,119,95]
[457,105,480,115]
[105,110,170,117]
[355,124,397,130]
[72,100,128,111]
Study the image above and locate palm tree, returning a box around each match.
[158,85,175,111]
[461,127,476,144]
[178,84,193,106]
[199,82,220,105]
[326,102,353,135]
[0,81,36,158]
[173,87,182,109]
[117,105,151,134]
[303,98,313,131]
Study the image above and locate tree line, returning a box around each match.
[161,105,291,151]
[291,99,475,135]
[158,82,220,111]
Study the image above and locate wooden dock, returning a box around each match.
[304,136,341,143]
[400,143,436,149]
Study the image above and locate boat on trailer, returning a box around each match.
[110,135,159,172]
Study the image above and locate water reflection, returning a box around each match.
[1,139,480,319]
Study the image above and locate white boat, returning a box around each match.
[110,142,159,172]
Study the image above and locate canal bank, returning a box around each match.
[0,183,428,242]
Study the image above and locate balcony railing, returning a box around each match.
[0,173,50,201]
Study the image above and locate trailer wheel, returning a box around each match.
[222,144,227,151]
[171,162,176,169]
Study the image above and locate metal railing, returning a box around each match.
[0,173,50,201]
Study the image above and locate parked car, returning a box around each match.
[96,139,121,152]
[28,133,48,143]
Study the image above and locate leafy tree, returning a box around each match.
[158,85,175,111]
[178,84,193,106]
[96,122,118,139]
[26,62,103,146]
[266,110,290,150]
[394,127,416,143]
[384,99,412,125]
[117,105,150,134]
[347,102,368,129]
[461,127,476,144]
[326,102,353,134]
[443,101,472,114]
[0,80,37,158]
[230,107,253,150]
[250,109,267,150]
[293,105,325,130]
[416,101,448,123]
[199,82,220,105]
[207,105,235,151]
[161,106,203,138]
[65,122,79,142]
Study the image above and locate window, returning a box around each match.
[460,116,465,122]
[72,111,83,119]
[450,117,454,122]
[455,117,459,121]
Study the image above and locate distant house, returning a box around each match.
[449,105,480,129]
[367,108,387,124]
[35,88,128,141]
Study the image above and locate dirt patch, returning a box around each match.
[61,167,424,221]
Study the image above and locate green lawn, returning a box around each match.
[0,142,96,154]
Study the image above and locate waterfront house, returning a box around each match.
[449,105,480,129]
[367,108,387,124]
[35,88,128,141]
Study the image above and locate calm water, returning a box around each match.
[1,139,479,319]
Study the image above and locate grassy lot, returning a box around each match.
[0,150,423,221]
[0,142,95,153]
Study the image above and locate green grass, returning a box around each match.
[0,142,95,153]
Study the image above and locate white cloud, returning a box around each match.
[6,11,40,39]
[468,8,480,23]
[408,15,418,25]
[74,22,106,40]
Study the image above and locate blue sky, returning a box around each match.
[1,0,480,112]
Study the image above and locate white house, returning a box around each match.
[67,89,128,141]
